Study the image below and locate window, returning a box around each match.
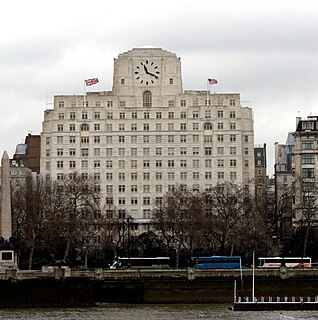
[81,160,88,169]
[180,172,187,180]
[82,112,88,119]
[94,160,100,168]
[143,91,152,107]
[230,135,236,142]
[205,110,211,118]
[193,111,199,118]
[131,185,138,192]
[81,148,89,157]
[58,101,64,108]
[181,111,187,118]
[168,160,175,167]
[143,135,150,143]
[168,123,174,131]
[180,123,187,131]
[143,197,151,205]
[106,160,113,168]
[230,147,236,155]
[106,136,112,144]
[57,124,63,132]
[218,172,224,179]
[57,173,64,180]
[302,155,314,164]
[69,124,75,131]
[46,149,50,157]
[94,123,100,130]
[156,123,162,131]
[230,122,236,130]
[69,148,76,156]
[204,135,212,143]
[193,135,199,143]
[156,160,162,167]
[143,172,150,180]
[94,148,100,156]
[81,137,89,143]
[217,122,223,130]
[205,147,212,155]
[193,123,199,130]
[107,112,113,119]
[244,135,249,143]
[230,159,237,167]
[230,99,235,106]
[205,172,212,180]
[94,112,100,119]
[131,124,137,131]
[169,78,173,84]
[168,148,174,155]
[204,122,213,130]
[131,160,137,168]
[230,111,236,118]
[132,112,138,119]
[302,140,314,150]
[168,100,174,107]
[119,124,125,131]
[119,172,126,180]
[302,168,314,178]
[193,172,200,180]
[119,136,125,143]
[193,159,199,168]
[193,99,198,106]
[230,172,237,180]
[218,159,224,167]
[144,112,150,119]
[121,79,125,85]
[168,112,174,119]
[57,136,63,144]
[217,147,224,155]
[94,136,100,143]
[156,135,162,143]
[218,110,223,118]
[70,112,76,119]
[168,135,174,143]
[57,148,63,156]
[143,123,149,131]
[58,113,64,119]
[118,160,125,169]
[120,101,126,107]
[119,112,125,119]
[143,160,150,168]
[119,185,126,193]
[119,148,125,156]
[156,172,162,180]
[143,148,150,156]
[180,135,187,143]
[156,112,162,119]
[181,100,186,107]
[217,135,224,142]
[156,148,162,155]
[180,147,187,155]
[168,172,175,180]
[57,161,63,168]
[193,147,199,155]
[244,147,249,155]
[81,124,89,132]
[106,148,112,156]
[180,160,187,167]
[205,159,212,167]
[106,124,112,132]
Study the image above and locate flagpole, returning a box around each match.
[207,80,210,106]
[83,79,86,108]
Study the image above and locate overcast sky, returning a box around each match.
[1,0,318,176]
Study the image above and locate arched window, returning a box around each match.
[204,122,213,130]
[143,91,152,108]
[81,124,89,131]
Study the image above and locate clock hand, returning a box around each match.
[148,72,158,79]
[143,65,149,74]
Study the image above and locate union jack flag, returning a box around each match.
[85,78,99,86]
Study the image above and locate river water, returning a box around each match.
[0,304,317,320]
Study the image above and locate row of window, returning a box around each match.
[57,99,237,110]
[47,134,249,145]
[47,146,249,157]
[56,171,237,185]
[56,121,238,132]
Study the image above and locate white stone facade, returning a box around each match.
[40,47,255,233]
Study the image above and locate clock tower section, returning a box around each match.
[112,47,183,107]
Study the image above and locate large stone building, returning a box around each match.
[40,47,255,233]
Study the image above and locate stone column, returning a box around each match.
[0,151,12,240]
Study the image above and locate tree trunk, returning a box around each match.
[303,222,310,257]
[63,238,71,262]
[28,245,34,270]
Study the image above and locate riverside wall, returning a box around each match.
[1,268,318,308]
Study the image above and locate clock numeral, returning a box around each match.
[135,71,139,74]
[146,60,148,64]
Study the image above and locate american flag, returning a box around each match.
[208,78,218,85]
[85,78,99,86]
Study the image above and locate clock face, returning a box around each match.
[135,60,160,85]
